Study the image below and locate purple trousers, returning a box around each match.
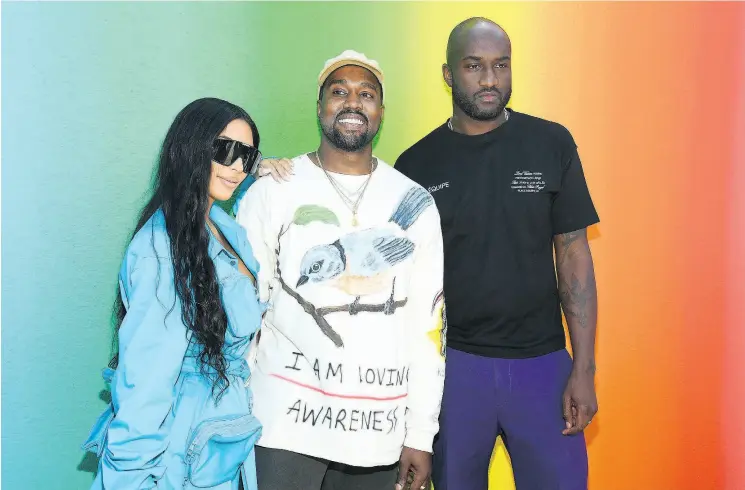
[432,348,588,490]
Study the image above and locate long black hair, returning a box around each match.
[110,97,260,398]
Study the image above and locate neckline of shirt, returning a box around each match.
[443,109,517,143]
[301,153,384,180]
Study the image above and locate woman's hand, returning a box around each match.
[256,157,293,182]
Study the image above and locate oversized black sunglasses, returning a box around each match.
[212,137,262,174]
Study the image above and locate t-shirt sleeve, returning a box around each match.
[551,129,600,235]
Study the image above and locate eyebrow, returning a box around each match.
[461,55,511,62]
[327,78,380,93]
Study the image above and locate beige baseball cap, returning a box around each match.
[317,49,385,103]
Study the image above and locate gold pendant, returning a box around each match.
[352,213,358,227]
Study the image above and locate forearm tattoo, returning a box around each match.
[556,231,595,329]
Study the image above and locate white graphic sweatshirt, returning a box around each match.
[235,154,446,467]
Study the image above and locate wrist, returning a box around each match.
[404,429,435,454]
[571,358,596,376]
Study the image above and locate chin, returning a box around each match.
[209,188,235,202]
[474,108,504,121]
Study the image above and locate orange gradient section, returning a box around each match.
[402,3,745,489]
[723,14,745,490]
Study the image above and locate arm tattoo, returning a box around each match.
[555,229,595,329]
[556,230,582,266]
[559,273,591,328]
[559,230,582,246]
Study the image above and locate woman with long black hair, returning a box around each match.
[83,97,268,490]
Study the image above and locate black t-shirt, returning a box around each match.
[395,110,599,358]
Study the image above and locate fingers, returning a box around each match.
[570,405,590,435]
[395,460,411,490]
[269,158,294,181]
[581,405,592,430]
[566,403,597,435]
[277,158,294,180]
[578,404,598,432]
[410,471,430,490]
[562,393,574,435]
[268,168,283,183]
[256,158,294,182]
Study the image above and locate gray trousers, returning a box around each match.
[255,446,398,490]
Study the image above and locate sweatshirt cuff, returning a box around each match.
[404,428,436,454]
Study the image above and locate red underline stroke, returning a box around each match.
[269,373,408,401]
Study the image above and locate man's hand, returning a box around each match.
[396,447,431,490]
[562,366,598,435]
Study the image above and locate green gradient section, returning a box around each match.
[2,2,415,488]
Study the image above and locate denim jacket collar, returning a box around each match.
[207,204,260,277]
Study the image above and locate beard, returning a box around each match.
[452,83,512,121]
[320,110,378,152]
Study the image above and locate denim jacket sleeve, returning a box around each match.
[101,252,190,489]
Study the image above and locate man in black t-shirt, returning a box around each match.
[396,17,599,490]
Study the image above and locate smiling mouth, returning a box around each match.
[219,176,240,186]
[336,113,367,128]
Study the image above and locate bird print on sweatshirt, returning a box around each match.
[296,186,433,315]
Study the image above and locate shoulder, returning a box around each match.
[236,154,322,227]
[114,211,176,294]
[246,153,314,199]
[210,205,242,237]
[126,210,170,259]
[394,123,449,172]
[380,162,442,225]
[510,111,576,148]
[236,157,295,217]
[379,158,431,194]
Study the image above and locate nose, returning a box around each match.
[480,66,499,88]
[230,158,245,173]
[344,93,364,110]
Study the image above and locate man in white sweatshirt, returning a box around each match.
[236,50,446,490]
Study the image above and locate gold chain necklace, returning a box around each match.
[315,151,374,227]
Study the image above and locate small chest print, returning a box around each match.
[510,170,546,193]
[427,182,449,193]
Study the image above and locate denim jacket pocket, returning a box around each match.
[81,404,114,458]
[184,413,262,488]
[81,368,116,457]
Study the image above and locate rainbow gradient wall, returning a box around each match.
[3,2,744,489]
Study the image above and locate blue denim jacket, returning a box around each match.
[83,205,264,490]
